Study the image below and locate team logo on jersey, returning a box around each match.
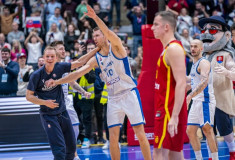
[53,74,56,78]
[217,56,223,64]
[155,111,161,117]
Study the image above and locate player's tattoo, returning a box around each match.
[71,83,86,95]
[189,73,209,98]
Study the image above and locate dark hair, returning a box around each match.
[231,23,235,31]
[50,41,64,47]
[3,6,9,11]
[93,3,101,9]
[155,11,176,30]
[1,47,10,53]
[38,56,44,61]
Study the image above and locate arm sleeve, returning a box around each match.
[5,62,19,78]
[27,73,38,91]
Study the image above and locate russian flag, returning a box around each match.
[26,17,42,28]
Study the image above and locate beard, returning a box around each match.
[200,33,228,53]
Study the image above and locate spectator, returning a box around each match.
[177,8,192,34]
[0,5,22,35]
[113,26,128,44]
[11,40,26,61]
[134,46,143,78]
[13,0,26,31]
[175,28,193,55]
[64,24,79,52]
[47,7,64,32]
[61,0,77,17]
[79,20,93,41]
[62,10,78,32]
[213,0,228,18]
[0,0,4,15]
[17,53,34,96]
[71,40,84,58]
[190,16,201,39]
[46,23,64,44]
[44,0,61,22]
[127,6,146,58]
[7,22,25,45]
[0,47,20,97]
[0,33,11,61]
[109,0,121,26]
[24,31,44,70]
[30,0,45,15]
[75,0,88,20]
[92,3,109,27]
[167,0,188,14]
[0,33,11,50]
[124,44,138,79]
[193,1,210,20]
[97,0,111,16]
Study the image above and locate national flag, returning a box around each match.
[217,56,223,63]
[26,17,42,28]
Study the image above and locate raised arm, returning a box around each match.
[84,5,126,57]
[26,90,59,109]
[165,44,186,137]
[69,81,91,98]
[71,47,100,70]
[187,59,210,105]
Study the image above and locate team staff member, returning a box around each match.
[26,45,99,159]
[151,11,187,160]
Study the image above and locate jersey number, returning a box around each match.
[107,69,113,77]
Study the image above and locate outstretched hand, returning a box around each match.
[84,92,91,99]
[84,5,96,19]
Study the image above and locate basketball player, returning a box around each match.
[151,11,187,160]
[50,41,91,160]
[186,39,218,160]
[46,5,152,160]
[26,46,99,160]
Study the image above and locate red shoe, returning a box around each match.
[230,152,235,160]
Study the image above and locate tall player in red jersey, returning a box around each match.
[151,11,187,160]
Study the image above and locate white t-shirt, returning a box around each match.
[27,42,42,64]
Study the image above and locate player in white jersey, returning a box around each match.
[50,41,91,160]
[186,39,218,160]
[46,5,151,160]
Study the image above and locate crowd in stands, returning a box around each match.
[0,0,235,148]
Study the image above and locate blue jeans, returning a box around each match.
[109,0,121,25]
[132,35,142,58]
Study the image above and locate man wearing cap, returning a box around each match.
[17,53,34,96]
[0,47,19,97]
[199,15,235,160]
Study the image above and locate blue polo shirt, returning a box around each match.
[27,62,71,115]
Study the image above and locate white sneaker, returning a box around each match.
[102,140,109,150]
[81,138,90,149]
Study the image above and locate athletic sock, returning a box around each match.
[195,150,203,160]
[206,140,212,158]
[211,152,219,160]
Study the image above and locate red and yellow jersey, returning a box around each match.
[154,40,187,124]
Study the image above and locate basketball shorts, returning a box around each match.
[107,88,145,128]
[153,109,186,152]
[65,97,79,125]
[188,100,215,127]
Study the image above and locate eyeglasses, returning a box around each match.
[201,28,223,35]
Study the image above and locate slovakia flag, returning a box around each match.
[26,17,42,28]
[217,56,223,64]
